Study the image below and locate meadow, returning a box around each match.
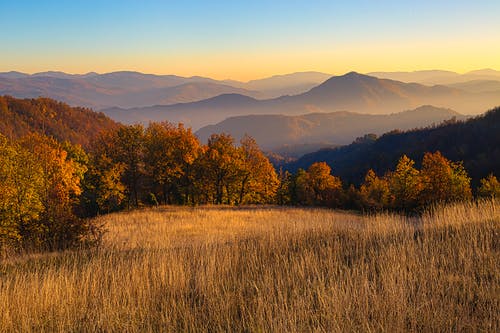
[0,201,498,332]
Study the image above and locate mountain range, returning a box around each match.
[103,72,499,129]
[195,105,465,149]
[2,69,500,115]
[0,70,331,109]
[368,68,500,86]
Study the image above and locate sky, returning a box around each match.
[1,0,499,81]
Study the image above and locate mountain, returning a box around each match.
[236,71,332,98]
[0,95,119,148]
[196,105,465,149]
[105,72,499,129]
[368,69,500,85]
[103,93,263,129]
[0,71,30,79]
[284,107,500,186]
[0,72,260,109]
[284,72,465,114]
[0,70,333,109]
[446,80,500,93]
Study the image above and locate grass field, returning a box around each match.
[1,201,499,332]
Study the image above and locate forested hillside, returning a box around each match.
[0,96,119,148]
[286,107,500,186]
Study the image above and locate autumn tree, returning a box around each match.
[360,169,390,210]
[167,124,201,204]
[114,125,145,207]
[144,122,181,204]
[293,168,312,205]
[92,125,145,208]
[144,122,202,204]
[388,155,422,210]
[276,168,293,205]
[308,162,343,206]
[18,134,84,249]
[83,154,126,214]
[0,135,43,250]
[420,151,472,205]
[199,134,242,204]
[478,174,500,198]
[294,162,343,206]
[236,135,279,204]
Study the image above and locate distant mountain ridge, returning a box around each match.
[368,68,500,85]
[0,70,332,109]
[195,105,465,149]
[104,72,498,129]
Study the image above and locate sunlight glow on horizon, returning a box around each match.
[1,1,499,81]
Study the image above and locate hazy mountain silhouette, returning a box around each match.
[0,70,332,109]
[0,73,260,109]
[104,72,498,129]
[196,105,464,149]
[368,68,500,85]
[446,80,500,93]
[235,71,332,98]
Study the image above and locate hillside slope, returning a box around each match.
[0,95,119,148]
[196,105,464,149]
[285,107,500,186]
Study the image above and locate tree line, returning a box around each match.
[1,121,499,253]
[286,107,500,187]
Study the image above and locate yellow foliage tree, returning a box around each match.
[360,169,391,210]
[478,174,500,198]
[237,135,279,204]
[388,155,422,210]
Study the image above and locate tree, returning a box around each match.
[19,134,84,249]
[276,168,293,205]
[420,151,472,205]
[293,162,343,206]
[388,155,422,210]
[0,135,43,250]
[360,169,390,210]
[236,135,279,204]
[144,122,181,204]
[293,168,311,205]
[477,174,500,198]
[199,134,241,204]
[307,162,343,206]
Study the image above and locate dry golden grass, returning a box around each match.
[1,201,499,332]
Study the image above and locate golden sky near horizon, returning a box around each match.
[2,1,499,81]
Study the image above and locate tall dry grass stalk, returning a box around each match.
[1,201,498,332]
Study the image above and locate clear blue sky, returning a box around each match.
[1,0,499,80]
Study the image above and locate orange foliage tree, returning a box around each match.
[419,151,472,205]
